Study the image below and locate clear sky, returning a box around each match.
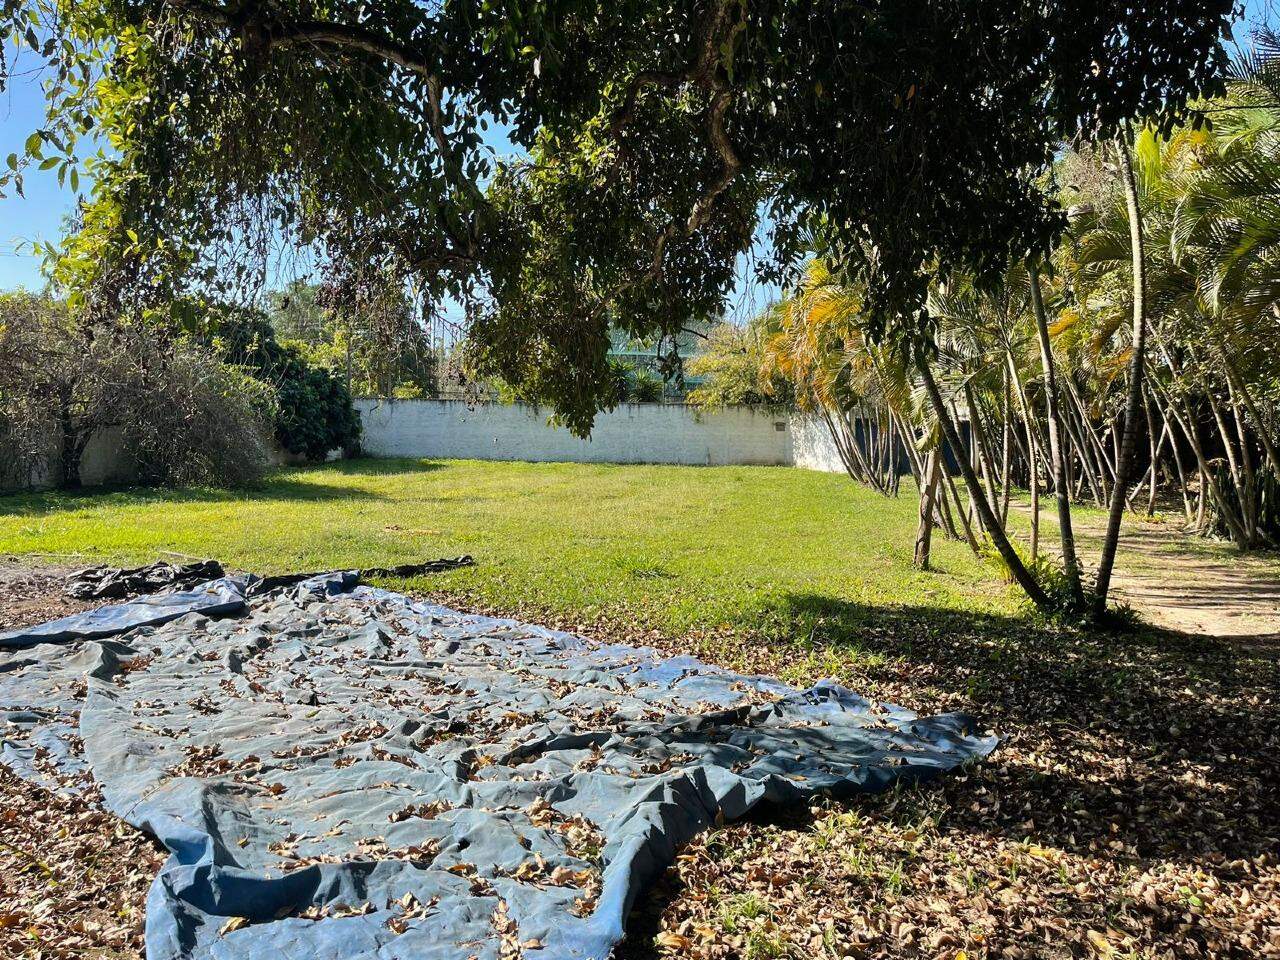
[1,4,1272,303]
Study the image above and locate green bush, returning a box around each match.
[214,310,361,460]
[627,367,665,403]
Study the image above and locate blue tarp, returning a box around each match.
[0,575,997,959]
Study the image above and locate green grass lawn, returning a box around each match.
[0,458,1020,657]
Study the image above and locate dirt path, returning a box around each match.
[1029,505,1280,639]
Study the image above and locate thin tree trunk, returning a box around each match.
[1005,351,1042,560]
[1066,377,1116,495]
[915,449,942,570]
[1093,135,1149,620]
[999,372,1013,523]
[1206,389,1256,544]
[918,354,1053,610]
[1061,395,1105,505]
[1166,414,1194,521]
[1164,390,1251,543]
[1029,264,1084,605]
[942,454,982,554]
[1143,390,1166,515]
[1222,351,1280,478]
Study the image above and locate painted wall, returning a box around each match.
[3,403,853,492]
[355,399,797,467]
[789,413,846,474]
[1,426,137,493]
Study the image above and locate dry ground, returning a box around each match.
[1017,500,1280,640]
[1,559,1278,960]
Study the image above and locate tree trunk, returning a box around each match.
[1156,380,1252,543]
[1029,263,1084,606]
[938,450,977,549]
[999,373,1013,523]
[57,387,84,489]
[1093,136,1149,620]
[918,354,1053,611]
[1143,390,1165,516]
[915,449,942,570]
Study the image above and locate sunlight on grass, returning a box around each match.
[0,458,1020,643]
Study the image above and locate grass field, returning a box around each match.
[0,457,1019,671]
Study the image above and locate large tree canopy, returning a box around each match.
[0,0,1237,432]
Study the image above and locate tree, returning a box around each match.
[0,291,275,489]
[1064,75,1280,552]
[1091,134,1149,618]
[0,292,121,487]
[0,0,1236,439]
[686,317,791,407]
[213,309,362,461]
[760,261,913,497]
[1029,263,1084,606]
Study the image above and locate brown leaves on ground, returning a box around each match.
[0,768,165,960]
[0,562,91,631]
[2,573,1278,959]
[437,590,1280,960]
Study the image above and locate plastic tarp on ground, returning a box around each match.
[0,575,997,959]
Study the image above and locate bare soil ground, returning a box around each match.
[1071,513,1280,640]
[1013,500,1280,640]
[1,556,1278,959]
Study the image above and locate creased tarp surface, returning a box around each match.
[0,576,997,959]
[0,577,249,648]
[65,560,228,600]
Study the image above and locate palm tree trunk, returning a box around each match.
[1004,350,1042,559]
[1155,381,1252,543]
[918,354,1053,611]
[915,449,942,569]
[1222,351,1280,478]
[1060,393,1105,505]
[1066,377,1116,495]
[1029,263,1084,606]
[1143,390,1166,515]
[999,373,1013,523]
[1093,135,1149,620]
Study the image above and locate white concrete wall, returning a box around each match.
[1,426,137,492]
[356,399,795,467]
[789,413,847,474]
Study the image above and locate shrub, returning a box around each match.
[214,310,361,460]
[0,292,275,489]
[627,367,665,403]
[124,340,277,487]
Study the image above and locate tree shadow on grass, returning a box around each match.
[620,593,1280,957]
[309,457,449,478]
[0,458,452,517]
[769,591,1278,837]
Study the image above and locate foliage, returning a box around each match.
[263,279,440,400]
[1058,47,1280,548]
[757,261,915,496]
[0,0,1237,435]
[624,365,665,403]
[213,309,362,461]
[686,318,790,408]
[121,340,277,488]
[0,290,274,489]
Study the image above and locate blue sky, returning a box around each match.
[1,4,1272,305]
